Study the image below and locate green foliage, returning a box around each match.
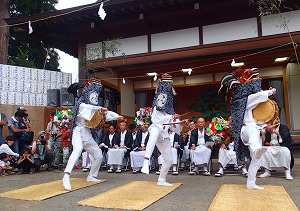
[9,47,36,68]
[249,0,285,16]
[8,0,60,71]
[187,89,231,121]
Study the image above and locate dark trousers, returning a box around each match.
[34,153,54,171]
[18,159,34,172]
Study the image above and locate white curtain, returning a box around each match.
[136,91,147,109]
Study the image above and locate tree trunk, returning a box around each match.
[0,0,10,64]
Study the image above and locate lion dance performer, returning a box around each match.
[140,73,187,186]
[62,78,122,191]
[219,68,276,190]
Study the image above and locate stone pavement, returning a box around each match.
[1,158,299,211]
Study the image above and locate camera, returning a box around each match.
[40,137,47,145]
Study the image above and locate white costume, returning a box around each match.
[240,90,273,190]
[141,107,182,186]
[157,132,178,166]
[63,103,121,190]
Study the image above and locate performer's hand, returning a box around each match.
[173,114,180,120]
[269,87,276,95]
[220,143,226,150]
[181,119,189,125]
[191,144,196,150]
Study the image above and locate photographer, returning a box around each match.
[31,131,53,172]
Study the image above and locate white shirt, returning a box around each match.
[141,131,148,146]
[109,133,115,146]
[132,132,137,141]
[0,144,19,157]
[270,126,283,145]
[197,129,205,146]
[120,130,127,146]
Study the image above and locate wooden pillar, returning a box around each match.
[78,39,88,84]
[0,0,10,64]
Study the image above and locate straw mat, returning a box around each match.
[0,178,106,201]
[77,181,182,210]
[209,184,298,211]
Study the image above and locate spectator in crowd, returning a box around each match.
[0,152,15,176]
[61,126,71,168]
[46,112,60,165]
[189,117,212,176]
[17,149,35,174]
[99,124,117,154]
[0,136,19,170]
[129,123,138,143]
[259,117,293,180]
[31,131,53,172]
[215,116,248,177]
[107,120,133,173]
[0,111,8,145]
[181,120,196,170]
[130,125,149,173]
[8,110,30,154]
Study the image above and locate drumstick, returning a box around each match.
[163,122,183,126]
[179,112,190,117]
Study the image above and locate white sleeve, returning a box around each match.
[247,90,273,110]
[77,103,102,121]
[105,111,123,122]
[0,145,19,157]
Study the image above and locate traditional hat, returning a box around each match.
[161,73,173,82]
[233,68,259,84]
[67,82,85,98]
[218,72,240,99]
[84,78,102,89]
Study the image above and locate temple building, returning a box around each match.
[4,0,300,130]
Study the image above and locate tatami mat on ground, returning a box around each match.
[77,181,182,210]
[209,184,298,211]
[0,178,105,201]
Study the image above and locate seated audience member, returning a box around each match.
[181,120,196,170]
[189,117,212,176]
[157,129,183,175]
[8,110,30,154]
[259,118,293,180]
[129,123,138,143]
[99,124,117,154]
[82,151,93,172]
[31,131,53,172]
[17,149,35,174]
[107,121,133,173]
[215,116,248,177]
[0,136,19,170]
[0,153,15,176]
[215,142,248,177]
[130,125,149,173]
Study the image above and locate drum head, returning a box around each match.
[253,100,279,124]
